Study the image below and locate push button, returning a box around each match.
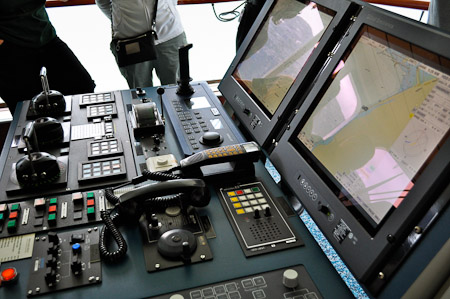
[1,267,19,285]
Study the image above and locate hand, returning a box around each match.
[0,39,4,46]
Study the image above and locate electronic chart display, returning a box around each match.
[269,5,450,294]
[219,0,356,149]
[296,24,450,234]
[232,0,334,117]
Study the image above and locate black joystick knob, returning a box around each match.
[254,208,261,219]
[157,229,197,260]
[176,44,194,96]
[32,67,65,116]
[33,117,64,146]
[15,152,61,186]
[45,267,57,286]
[47,231,59,245]
[199,131,223,146]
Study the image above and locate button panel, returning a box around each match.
[0,191,104,237]
[219,181,302,256]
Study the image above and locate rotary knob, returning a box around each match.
[283,269,299,288]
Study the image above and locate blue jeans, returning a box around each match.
[111,32,187,88]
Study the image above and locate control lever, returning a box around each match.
[176,44,194,96]
[32,67,66,115]
[157,87,165,119]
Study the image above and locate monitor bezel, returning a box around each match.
[269,4,450,293]
[219,0,358,150]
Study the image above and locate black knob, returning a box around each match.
[45,267,57,285]
[47,242,59,255]
[254,209,261,219]
[199,131,223,146]
[317,202,330,215]
[46,254,57,268]
[150,214,160,228]
[71,255,82,274]
[157,87,165,95]
[264,207,271,217]
[48,232,59,245]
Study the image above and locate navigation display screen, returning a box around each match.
[232,0,335,118]
[296,25,450,233]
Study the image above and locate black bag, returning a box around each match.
[112,0,158,67]
[114,31,157,67]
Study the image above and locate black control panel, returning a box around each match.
[0,85,353,299]
[153,264,322,299]
[162,82,245,156]
[26,228,101,297]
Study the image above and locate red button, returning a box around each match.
[48,205,57,213]
[1,267,18,283]
[236,190,244,195]
[9,211,18,219]
[87,199,95,207]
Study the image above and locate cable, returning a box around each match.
[99,210,127,263]
[212,1,248,22]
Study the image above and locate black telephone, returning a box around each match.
[99,142,261,262]
[99,173,211,263]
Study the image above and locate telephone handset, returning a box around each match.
[100,175,211,263]
[179,141,261,173]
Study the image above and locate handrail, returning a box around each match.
[45,0,430,10]
[364,0,429,10]
[45,0,240,8]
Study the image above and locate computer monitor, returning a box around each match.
[219,0,358,149]
[269,4,450,296]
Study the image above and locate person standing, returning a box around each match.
[0,0,96,115]
[96,0,187,89]
[428,0,450,32]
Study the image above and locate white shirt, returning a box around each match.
[96,0,184,44]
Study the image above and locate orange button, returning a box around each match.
[9,211,18,219]
[48,205,57,213]
[87,199,95,207]
[1,267,17,282]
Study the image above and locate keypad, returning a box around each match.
[204,144,245,159]
[80,92,114,106]
[223,184,269,215]
[88,139,122,158]
[79,157,126,181]
[87,103,117,118]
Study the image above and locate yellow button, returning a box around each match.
[236,209,245,214]
[230,197,239,202]
[227,191,236,196]
[233,203,242,208]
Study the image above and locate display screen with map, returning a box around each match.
[296,25,450,232]
[232,0,335,118]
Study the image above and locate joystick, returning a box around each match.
[176,44,195,96]
[32,117,64,147]
[32,67,66,116]
[15,120,61,186]
[157,229,197,262]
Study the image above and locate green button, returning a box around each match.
[0,213,4,221]
[11,204,20,211]
[86,192,95,199]
[48,213,56,221]
[7,219,16,228]
[87,207,95,214]
[251,187,260,192]
[49,198,58,205]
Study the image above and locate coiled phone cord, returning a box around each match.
[99,170,184,263]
